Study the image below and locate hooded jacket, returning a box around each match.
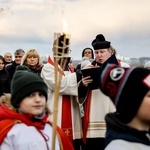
[104,113,150,150]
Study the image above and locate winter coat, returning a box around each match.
[0,69,10,96]
[104,113,150,150]
[5,61,19,80]
[0,104,74,150]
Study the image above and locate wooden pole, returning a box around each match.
[51,33,70,150]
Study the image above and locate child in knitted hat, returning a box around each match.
[99,64,150,149]
[0,65,73,150]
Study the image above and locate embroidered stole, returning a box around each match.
[48,56,73,144]
[82,90,92,144]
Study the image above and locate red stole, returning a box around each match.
[82,90,92,144]
[117,60,121,66]
[48,121,74,150]
[48,56,73,144]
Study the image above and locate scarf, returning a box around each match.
[0,104,74,150]
[82,90,92,144]
[0,104,48,129]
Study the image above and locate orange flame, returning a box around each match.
[62,17,68,34]
[61,9,68,34]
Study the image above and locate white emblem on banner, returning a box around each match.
[110,68,125,81]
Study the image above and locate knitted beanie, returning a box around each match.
[100,64,150,123]
[11,65,48,108]
[91,34,111,50]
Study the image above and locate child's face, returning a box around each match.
[136,90,150,123]
[19,92,46,116]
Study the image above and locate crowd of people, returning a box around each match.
[0,33,150,150]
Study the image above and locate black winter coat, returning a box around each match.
[0,69,10,96]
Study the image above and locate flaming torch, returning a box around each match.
[51,18,71,150]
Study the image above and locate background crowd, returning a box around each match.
[0,34,150,150]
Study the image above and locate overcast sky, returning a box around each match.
[0,0,150,60]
